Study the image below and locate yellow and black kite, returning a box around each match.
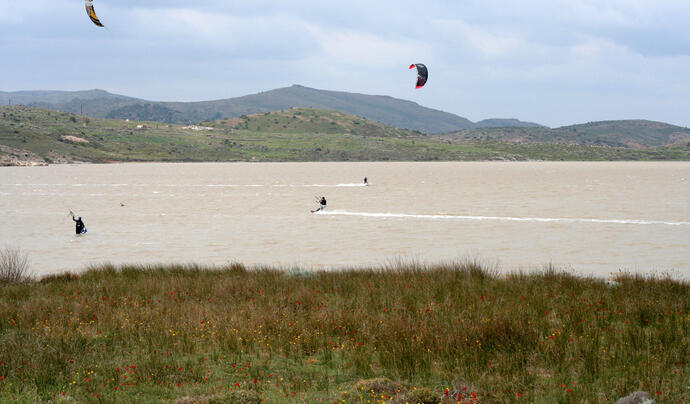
[85,0,104,27]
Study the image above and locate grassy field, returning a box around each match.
[2,106,689,164]
[0,262,687,403]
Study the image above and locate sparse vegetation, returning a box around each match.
[0,262,687,403]
[0,246,32,284]
[2,106,689,165]
[447,120,690,148]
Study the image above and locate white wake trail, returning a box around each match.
[306,183,368,187]
[315,210,690,226]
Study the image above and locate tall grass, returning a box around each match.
[0,262,687,403]
[0,246,32,284]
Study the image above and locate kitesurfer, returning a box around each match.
[363,177,368,185]
[72,215,86,235]
[312,197,327,213]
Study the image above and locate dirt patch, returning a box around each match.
[60,135,89,143]
[182,125,214,131]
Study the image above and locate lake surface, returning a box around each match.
[1,162,688,278]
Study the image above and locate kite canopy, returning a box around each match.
[409,63,428,89]
[85,0,104,27]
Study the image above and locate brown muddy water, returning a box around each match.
[1,162,688,278]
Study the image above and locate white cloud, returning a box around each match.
[311,29,429,68]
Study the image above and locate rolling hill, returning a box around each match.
[0,86,541,133]
[446,120,690,148]
[0,89,140,118]
[1,106,688,166]
[0,89,137,105]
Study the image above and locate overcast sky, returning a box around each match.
[1,0,688,127]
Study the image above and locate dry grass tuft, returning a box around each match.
[0,245,32,284]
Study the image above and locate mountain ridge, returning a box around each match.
[1,86,542,133]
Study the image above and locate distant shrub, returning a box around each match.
[0,246,32,284]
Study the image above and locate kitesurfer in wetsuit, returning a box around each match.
[312,197,327,213]
[73,216,86,234]
[363,177,368,185]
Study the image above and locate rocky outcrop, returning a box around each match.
[0,145,47,166]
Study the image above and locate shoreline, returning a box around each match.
[4,159,690,167]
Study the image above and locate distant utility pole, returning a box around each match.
[80,104,83,115]
[8,98,11,106]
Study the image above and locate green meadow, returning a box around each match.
[0,262,687,403]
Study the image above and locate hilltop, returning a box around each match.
[0,89,138,105]
[200,108,420,138]
[474,118,545,128]
[1,106,688,165]
[0,89,140,119]
[0,86,541,133]
[447,120,690,148]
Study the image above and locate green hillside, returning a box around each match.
[448,120,690,148]
[1,106,688,166]
[2,86,541,133]
[108,85,478,133]
[201,108,421,138]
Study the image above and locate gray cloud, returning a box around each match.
[0,0,688,127]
